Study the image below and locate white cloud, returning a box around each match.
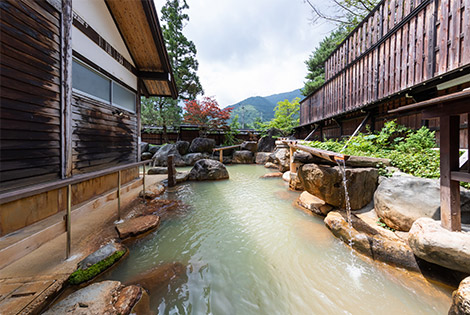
[157,0,334,107]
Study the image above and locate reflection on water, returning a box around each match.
[105,165,451,314]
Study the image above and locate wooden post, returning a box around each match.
[66,184,72,259]
[142,163,146,204]
[117,170,121,220]
[289,146,297,173]
[219,150,223,163]
[168,155,176,187]
[440,115,461,231]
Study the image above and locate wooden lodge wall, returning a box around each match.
[300,0,470,134]
[72,94,138,175]
[0,0,62,191]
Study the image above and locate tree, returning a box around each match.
[183,97,232,136]
[141,0,203,141]
[302,0,380,96]
[262,97,300,135]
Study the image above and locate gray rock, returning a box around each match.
[374,176,470,231]
[298,163,379,210]
[449,276,470,315]
[176,141,190,155]
[233,150,254,164]
[273,148,290,172]
[292,151,335,165]
[141,152,153,160]
[257,128,282,152]
[241,141,257,153]
[147,167,168,175]
[209,155,233,164]
[265,162,279,169]
[255,152,274,165]
[176,171,190,183]
[183,153,206,166]
[324,210,419,271]
[78,242,125,270]
[152,144,185,167]
[148,145,160,155]
[43,281,141,315]
[408,218,470,274]
[189,137,216,154]
[140,142,149,153]
[189,159,229,181]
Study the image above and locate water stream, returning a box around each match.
[104,165,451,314]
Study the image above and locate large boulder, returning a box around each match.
[189,137,216,154]
[233,150,254,164]
[152,144,185,167]
[241,141,257,153]
[273,148,290,172]
[449,277,470,315]
[255,152,274,165]
[176,141,190,155]
[408,218,470,274]
[298,163,379,210]
[140,142,149,153]
[43,281,142,315]
[189,159,229,181]
[183,153,206,166]
[297,191,333,216]
[324,210,419,270]
[141,152,152,160]
[374,176,470,232]
[148,145,160,155]
[257,128,281,152]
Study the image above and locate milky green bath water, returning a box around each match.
[105,165,451,314]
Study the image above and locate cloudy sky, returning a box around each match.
[157,0,334,107]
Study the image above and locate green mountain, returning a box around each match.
[227,88,302,128]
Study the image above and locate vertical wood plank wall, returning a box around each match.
[300,0,470,126]
[0,0,62,191]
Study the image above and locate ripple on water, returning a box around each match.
[103,165,451,315]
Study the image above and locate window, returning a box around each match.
[72,59,136,112]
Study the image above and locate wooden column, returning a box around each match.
[440,114,461,231]
[61,0,73,178]
[167,155,176,187]
[289,146,297,173]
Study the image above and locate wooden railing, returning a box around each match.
[300,0,470,125]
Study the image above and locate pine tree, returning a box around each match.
[141,0,203,141]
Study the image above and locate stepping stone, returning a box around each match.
[115,215,160,239]
[260,172,282,178]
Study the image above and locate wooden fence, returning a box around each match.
[300,0,470,126]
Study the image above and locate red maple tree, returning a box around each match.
[183,97,232,134]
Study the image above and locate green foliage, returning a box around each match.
[261,97,300,135]
[141,0,203,131]
[376,218,396,232]
[223,115,242,146]
[303,121,443,181]
[68,250,126,285]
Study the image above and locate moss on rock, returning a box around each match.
[68,250,126,285]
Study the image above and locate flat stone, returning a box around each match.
[78,242,125,270]
[43,281,122,314]
[176,171,190,183]
[408,218,470,274]
[297,191,333,216]
[449,276,470,315]
[147,167,168,175]
[139,183,165,199]
[265,162,279,169]
[116,215,160,239]
[260,172,283,178]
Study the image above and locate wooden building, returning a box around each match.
[297,0,470,146]
[0,0,176,245]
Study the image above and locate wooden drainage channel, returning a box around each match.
[213,144,242,162]
[281,139,350,173]
[0,160,152,260]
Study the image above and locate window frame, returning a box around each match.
[72,58,136,113]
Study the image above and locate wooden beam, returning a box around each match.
[451,171,470,183]
[138,71,169,81]
[440,115,461,231]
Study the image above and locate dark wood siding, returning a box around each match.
[0,0,61,191]
[71,94,137,174]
